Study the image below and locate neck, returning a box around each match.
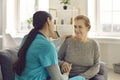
[74,36,89,42]
[39,29,49,38]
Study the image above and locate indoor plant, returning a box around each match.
[26,18,33,29]
[60,0,71,10]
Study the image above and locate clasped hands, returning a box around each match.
[62,62,72,76]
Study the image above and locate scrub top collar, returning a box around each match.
[38,32,46,38]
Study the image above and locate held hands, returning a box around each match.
[61,35,72,41]
[62,62,72,76]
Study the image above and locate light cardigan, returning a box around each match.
[58,37,100,79]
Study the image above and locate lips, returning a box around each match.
[75,32,82,35]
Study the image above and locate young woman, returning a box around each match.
[13,11,73,80]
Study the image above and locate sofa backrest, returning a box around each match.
[0,48,18,80]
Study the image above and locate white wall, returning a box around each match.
[100,43,120,68]
[0,0,7,49]
[94,38,120,69]
[0,0,2,35]
[100,43,120,69]
[0,0,3,49]
[49,0,88,15]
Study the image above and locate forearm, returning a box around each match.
[58,38,68,66]
[58,59,65,67]
[52,38,64,48]
[79,63,100,79]
[46,64,68,80]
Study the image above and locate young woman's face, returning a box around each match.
[74,19,89,39]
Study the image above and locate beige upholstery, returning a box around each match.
[3,34,18,49]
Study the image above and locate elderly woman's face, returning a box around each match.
[74,19,89,39]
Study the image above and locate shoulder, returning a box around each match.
[65,35,74,41]
[33,35,53,49]
[33,39,55,55]
[63,36,75,45]
[89,38,99,48]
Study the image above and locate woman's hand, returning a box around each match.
[62,62,72,75]
[61,35,72,40]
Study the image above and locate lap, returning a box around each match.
[90,74,105,80]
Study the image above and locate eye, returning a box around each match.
[78,26,82,28]
[74,25,77,28]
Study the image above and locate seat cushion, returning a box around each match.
[90,74,105,80]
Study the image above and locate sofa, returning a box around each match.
[0,38,108,80]
[0,48,18,80]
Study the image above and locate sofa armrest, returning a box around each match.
[98,62,108,80]
[0,48,18,63]
[0,48,18,80]
[0,53,15,80]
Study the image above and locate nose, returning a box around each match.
[75,27,80,32]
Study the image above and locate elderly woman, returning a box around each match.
[58,15,100,80]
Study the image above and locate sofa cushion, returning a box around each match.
[0,48,18,80]
[0,48,18,63]
[0,66,2,80]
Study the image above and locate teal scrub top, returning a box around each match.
[15,33,58,80]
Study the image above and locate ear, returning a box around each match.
[47,17,51,25]
[46,17,52,30]
[86,26,90,31]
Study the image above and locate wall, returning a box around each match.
[0,0,2,34]
[49,0,88,15]
[49,0,88,37]
[94,38,120,69]
[100,43,120,69]
[0,0,7,49]
[0,0,2,49]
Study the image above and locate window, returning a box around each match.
[18,0,35,33]
[19,0,49,33]
[88,0,120,37]
[6,0,49,37]
[98,0,120,37]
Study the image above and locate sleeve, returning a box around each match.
[52,38,64,50]
[79,41,100,79]
[58,39,68,66]
[38,43,58,67]
[46,64,68,80]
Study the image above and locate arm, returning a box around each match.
[52,35,72,51]
[79,41,100,79]
[52,38,64,49]
[46,64,69,80]
[58,39,68,66]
